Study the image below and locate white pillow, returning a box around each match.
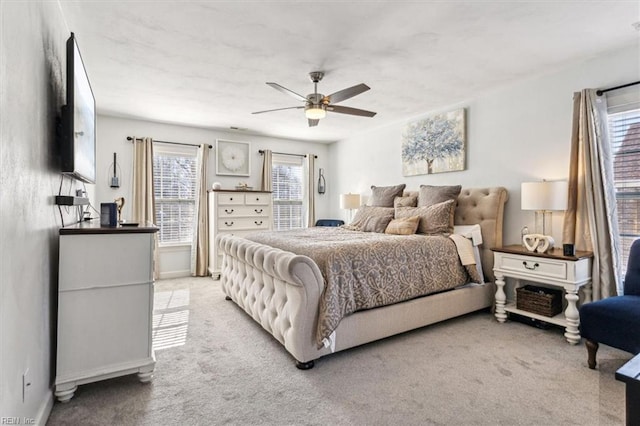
[453,224,484,283]
[453,224,483,246]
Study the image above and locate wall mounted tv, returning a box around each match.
[60,32,96,184]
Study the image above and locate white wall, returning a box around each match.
[95,115,331,277]
[328,43,640,246]
[1,1,75,422]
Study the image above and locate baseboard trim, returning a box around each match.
[158,270,191,279]
[36,389,54,426]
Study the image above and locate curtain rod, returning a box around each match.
[258,149,317,159]
[127,136,212,149]
[596,80,640,96]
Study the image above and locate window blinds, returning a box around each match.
[272,154,304,230]
[607,86,640,271]
[153,151,197,244]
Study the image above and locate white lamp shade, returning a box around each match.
[521,181,568,211]
[340,193,361,210]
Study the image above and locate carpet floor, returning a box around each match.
[46,277,629,425]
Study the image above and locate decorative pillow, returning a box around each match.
[343,206,395,233]
[395,199,456,235]
[385,215,420,235]
[418,185,462,207]
[453,225,485,283]
[369,184,407,207]
[394,195,418,208]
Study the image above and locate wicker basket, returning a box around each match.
[516,285,563,317]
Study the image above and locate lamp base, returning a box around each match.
[534,210,553,238]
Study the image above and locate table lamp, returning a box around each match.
[521,180,568,237]
[340,193,361,223]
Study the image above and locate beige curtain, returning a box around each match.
[132,137,155,223]
[131,136,158,279]
[190,144,209,276]
[305,154,316,227]
[562,89,621,300]
[261,149,272,191]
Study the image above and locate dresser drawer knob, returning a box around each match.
[224,221,234,227]
[254,208,263,214]
[225,209,234,214]
[254,220,263,226]
[523,261,539,270]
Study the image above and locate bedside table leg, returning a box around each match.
[494,271,507,323]
[564,288,580,344]
[583,283,592,303]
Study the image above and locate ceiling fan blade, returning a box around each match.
[327,105,376,117]
[325,83,370,104]
[252,106,304,115]
[266,82,307,102]
[308,119,319,127]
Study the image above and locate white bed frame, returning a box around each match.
[217,187,508,368]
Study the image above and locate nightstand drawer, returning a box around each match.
[498,253,568,280]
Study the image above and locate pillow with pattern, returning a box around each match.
[343,206,395,233]
[395,199,456,235]
[385,215,420,235]
[393,195,418,208]
[369,184,406,207]
[418,185,461,207]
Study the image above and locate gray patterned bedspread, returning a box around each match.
[246,227,476,347]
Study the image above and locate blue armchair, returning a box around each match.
[579,239,640,369]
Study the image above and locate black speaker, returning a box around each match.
[100,203,117,227]
[563,244,575,256]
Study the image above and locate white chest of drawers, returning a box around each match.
[208,190,272,278]
[55,224,158,402]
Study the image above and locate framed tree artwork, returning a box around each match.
[401,108,466,176]
[216,139,251,176]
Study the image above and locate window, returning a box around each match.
[608,91,640,273]
[272,154,305,230]
[153,145,197,245]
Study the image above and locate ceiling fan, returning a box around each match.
[252,71,376,127]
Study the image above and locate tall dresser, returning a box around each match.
[55,223,158,402]
[208,189,273,278]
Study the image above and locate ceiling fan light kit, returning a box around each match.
[253,71,376,127]
[305,105,326,120]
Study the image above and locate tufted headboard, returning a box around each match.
[404,187,508,282]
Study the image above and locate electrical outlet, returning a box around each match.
[22,368,30,402]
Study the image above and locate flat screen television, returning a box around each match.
[60,32,96,184]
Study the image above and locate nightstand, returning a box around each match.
[492,245,593,344]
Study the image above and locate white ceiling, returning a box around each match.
[59,1,639,143]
